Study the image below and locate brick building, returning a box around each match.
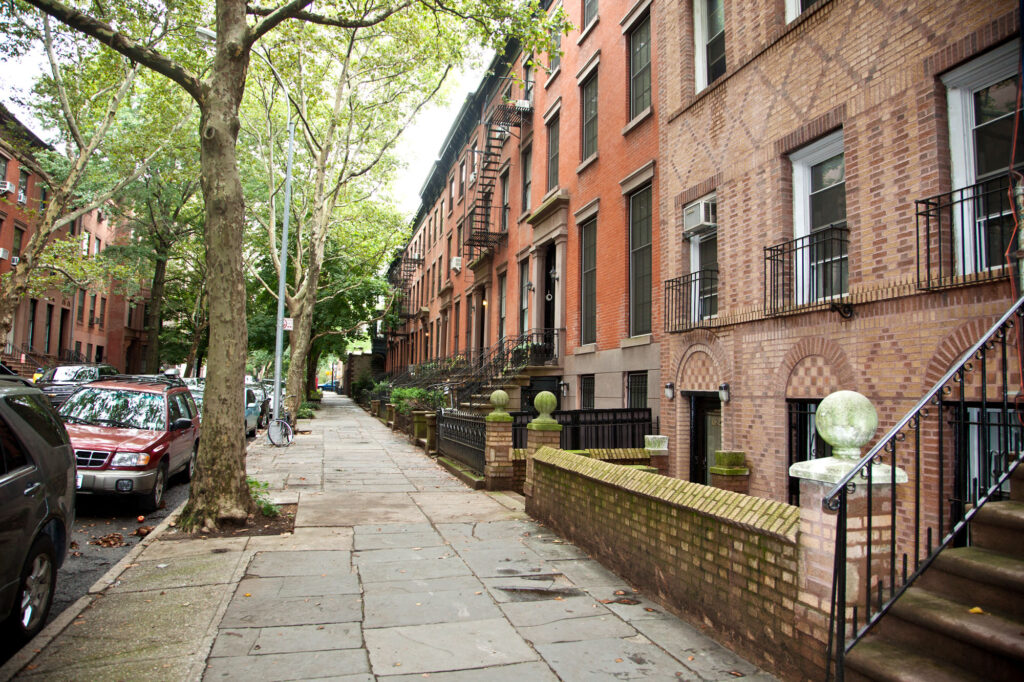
[0,104,148,375]
[656,0,1019,499]
[387,0,663,416]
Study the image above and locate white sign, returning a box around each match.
[282,318,293,331]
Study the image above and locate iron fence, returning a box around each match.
[916,176,1017,289]
[764,222,848,315]
[437,408,486,474]
[825,296,1024,679]
[511,408,658,450]
[664,269,718,333]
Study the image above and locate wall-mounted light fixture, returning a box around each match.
[526,281,535,292]
[718,382,730,404]
[664,382,675,401]
[481,299,488,307]
[548,266,560,283]
[559,380,569,396]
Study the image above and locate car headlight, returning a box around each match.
[111,452,151,467]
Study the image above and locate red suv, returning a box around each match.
[58,374,200,511]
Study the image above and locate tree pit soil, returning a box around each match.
[161,504,297,540]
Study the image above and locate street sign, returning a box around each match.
[282,317,293,331]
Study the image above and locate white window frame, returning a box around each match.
[686,192,718,322]
[790,130,845,304]
[693,0,723,93]
[943,41,1018,275]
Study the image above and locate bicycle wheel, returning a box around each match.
[267,419,293,446]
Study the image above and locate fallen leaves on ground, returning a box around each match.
[133,526,155,537]
[89,533,126,548]
[969,606,985,614]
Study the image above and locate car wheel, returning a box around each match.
[184,445,198,482]
[2,534,56,647]
[141,463,167,513]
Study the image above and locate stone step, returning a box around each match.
[918,546,1024,620]
[845,637,986,682]
[971,500,1024,559]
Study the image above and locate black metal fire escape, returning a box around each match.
[463,101,531,262]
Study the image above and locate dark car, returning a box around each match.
[59,374,199,511]
[246,381,271,428]
[0,374,75,647]
[35,363,119,407]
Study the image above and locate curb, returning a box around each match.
[0,498,187,682]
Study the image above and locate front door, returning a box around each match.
[690,395,721,485]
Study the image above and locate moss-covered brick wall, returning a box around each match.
[527,446,820,680]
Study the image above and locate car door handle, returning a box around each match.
[23,482,42,496]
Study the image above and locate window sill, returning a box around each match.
[576,154,598,174]
[577,18,599,45]
[575,343,597,355]
[517,209,532,223]
[622,107,653,136]
[620,334,652,348]
[544,65,561,89]
[541,186,561,204]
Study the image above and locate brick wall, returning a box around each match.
[527,447,828,680]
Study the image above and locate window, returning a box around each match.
[0,407,31,474]
[6,393,69,448]
[459,160,466,197]
[523,62,535,103]
[453,301,460,353]
[457,222,463,250]
[519,259,530,333]
[549,31,562,73]
[500,170,511,232]
[581,74,598,160]
[446,235,452,273]
[94,345,103,362]
[686,193,718,321]
[470,140,478,179]
[27,299,36,349]
[787,400,832,505]
[583,0,598,28]
[785,0,820,23]
[498,273,507,341]
[694,0,726,91]
[521,146,532,211]
[581,218,597,344]
[17,170,28,203]
[626,372,648,408]
[791,131,847,302]
[449,175,455,208]
[0,155,7,182]
[546,115,560,191]
[77,289,85,323]
[944,42,1023,274]
[94,238,101,255]
[580,375,595,410]
[89,294,96,325]
[38,186,47,213]
[13,227,24,257]
[629,185,653,336]
[81,230,90,255]
[629,16,652,119]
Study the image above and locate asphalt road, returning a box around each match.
[0,475,191,665]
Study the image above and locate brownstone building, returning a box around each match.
[387,0,663,415]
[656,0,1018,500]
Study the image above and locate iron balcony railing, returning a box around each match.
[916,176,1017,290]
[664,269,719,333]
[824,295,1024,680]
[764,222,848,316]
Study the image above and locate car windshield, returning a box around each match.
[42,366,95,382]
[59,388,166,430]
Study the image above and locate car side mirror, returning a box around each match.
[171,417,193,431]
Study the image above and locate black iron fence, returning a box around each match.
[511,408,658,450]
[665,269,719,333]
[916,176,1017,290]
[825,296,1024,679]
[436,408,486,474]
[764,222,848,315]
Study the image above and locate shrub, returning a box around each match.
[389,387,445,415]
[247,478,280,517]
[297,401,316,419]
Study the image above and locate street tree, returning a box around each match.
[20,0,568,531]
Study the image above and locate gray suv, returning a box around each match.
[0,375,75,646]
[36,363,119,406]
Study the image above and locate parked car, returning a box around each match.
[59,374,200,511]
[245,382,271,428]
[244,387,260,437]
[35,363,119,406]
[0,374,75,646]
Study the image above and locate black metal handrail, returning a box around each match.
[764,223,848,315]
[2,342,51,370]
[824,295,1024,680]
[665,269,718,333]
[916,176,1017,290]
[452,328,560,408]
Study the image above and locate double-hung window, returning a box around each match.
[685,193,718,322]
[580,375,595,410]
[581,218,597,344]
[629,16,652,119]
[626,371,648,408]
[547,115,560,192]
[581,74,599,160]
[521,146,532,211]
[785,0,821,23]
[791,131,847,303]
[549,31,562,73]
[519,259,530,333]
[500,170,510,232]
[629,186,653,336]
[498,273,507,342]
[943,41,1023,275]
[694,0,726,92]
[583,0,598,29]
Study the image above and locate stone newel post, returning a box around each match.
[790,390,907,648]
[645,435,669,475]
[485,390,514,490]
[524,391,562,498]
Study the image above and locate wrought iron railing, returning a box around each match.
[824,296,1024,680]
[665,269,719,333]
[511,408,658,450]
[2,342,51,370]
[764,222,848,315]
[437,408,487,474]
[452,328,560,408]
[916,176,1018,290]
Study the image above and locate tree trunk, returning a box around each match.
[306,343,320,394]
[143,249,167,372]
[284,294,314,424]
[178,5,253,531]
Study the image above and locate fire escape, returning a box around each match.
[463,100,532,262]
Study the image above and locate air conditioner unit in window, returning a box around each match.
[513,99,532,111]
[10,256,19,266]
[450,256,462,272]
[0,248,8,260]
[469,172,477,185]
[17,191,26,204]
[683,197,717,237]
[0,181,13,194]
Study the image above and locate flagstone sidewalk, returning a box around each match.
[2,393,777,682]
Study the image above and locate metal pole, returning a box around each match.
[273,115,295,421]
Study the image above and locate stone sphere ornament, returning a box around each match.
[815,390,878,460]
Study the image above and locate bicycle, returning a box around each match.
[267,397,294,447]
